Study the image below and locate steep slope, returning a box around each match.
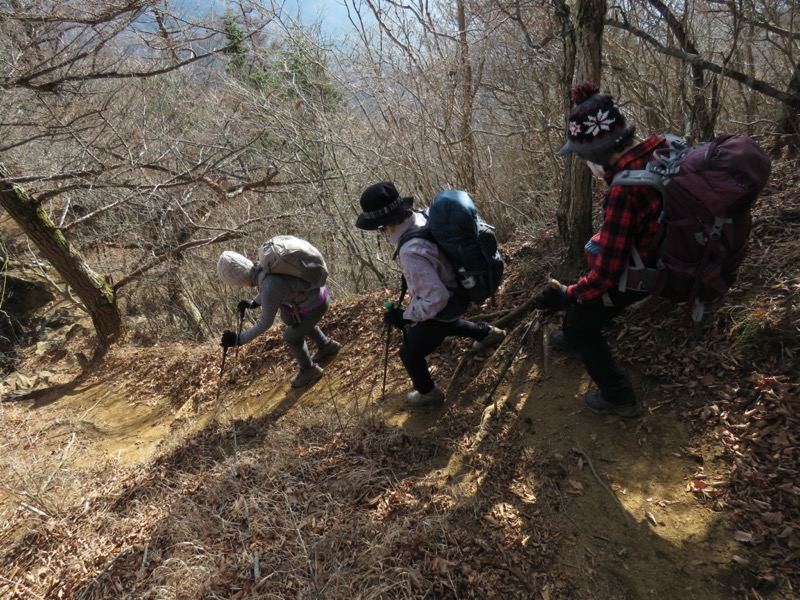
[0,161,797,599]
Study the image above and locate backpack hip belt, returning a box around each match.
[279,286,328,322]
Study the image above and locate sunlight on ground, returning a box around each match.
[0,343,744,599]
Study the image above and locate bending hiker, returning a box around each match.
[535,81,671,418]
[216,244,340,388]
[355,181,505,407]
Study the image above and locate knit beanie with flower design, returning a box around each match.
[557,81,633,165]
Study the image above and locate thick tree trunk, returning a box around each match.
[557,0,607,267]
[0,170,122,345]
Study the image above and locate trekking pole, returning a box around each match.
[229,307,245,384]
[381,301,393,402]
[484,309,542,406]
[379,283,408,401]
[213,346,228,411]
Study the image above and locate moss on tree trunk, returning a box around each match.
[0,168,122,345]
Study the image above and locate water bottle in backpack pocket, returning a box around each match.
[457,267,477,290]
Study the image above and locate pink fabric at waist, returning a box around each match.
[279,286,328,315]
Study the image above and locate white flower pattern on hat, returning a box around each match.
[584,108,616,136]
[558,84,631,163]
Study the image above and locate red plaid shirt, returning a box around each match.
[567,134,668,304]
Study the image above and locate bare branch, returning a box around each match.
[605,17,800,110]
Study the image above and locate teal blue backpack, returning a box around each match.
[396,190,504,306]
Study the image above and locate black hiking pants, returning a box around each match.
[562,288,649,405]
[399,318,490,394]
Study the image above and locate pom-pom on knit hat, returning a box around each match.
[557,81,633,165]
[217,251,254,287]
[355,181,414,231]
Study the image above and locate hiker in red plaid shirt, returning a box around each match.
[534,81,670,418]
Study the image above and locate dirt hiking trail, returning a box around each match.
[0,285,760,599]
[4,171,800,598]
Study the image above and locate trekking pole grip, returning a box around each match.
[383,301,394,332]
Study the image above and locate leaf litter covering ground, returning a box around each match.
[0,159,797,599]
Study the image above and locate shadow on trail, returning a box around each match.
[430,324,747,600]
[38,299,746,599]
[2,345,109,408]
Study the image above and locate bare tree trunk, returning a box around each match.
[0,170,122,345]
[776,62,800,158]
[556,0,606,266]
[644,0,715,140]
[457,0,478,194]
[168,265,207,338]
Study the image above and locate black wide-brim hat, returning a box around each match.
[355,181,413,230]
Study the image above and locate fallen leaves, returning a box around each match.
[686,478,722,499]
[732,530,757,546]
[566,479,584,495]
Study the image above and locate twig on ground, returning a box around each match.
[77,546,133,600]
[17,501,49,518]
[495,297,538,329]
[574,440,634,526]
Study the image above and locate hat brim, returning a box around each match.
[557,140,575,157]
[355,196,413,230]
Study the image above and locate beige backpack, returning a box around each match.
[258,235,328,289]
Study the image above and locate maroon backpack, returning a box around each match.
[613,133,772,321]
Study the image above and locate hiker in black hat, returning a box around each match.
[356,181,505,407]
[534,81,671,417]
[216,249,340,388]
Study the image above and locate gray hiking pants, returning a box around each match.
[280,295,331,369]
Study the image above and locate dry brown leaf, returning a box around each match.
[700,374,716,386]
[645,511,662,526]
[567,479,584,494]
[732,555,751,567]
[734,530,754,543]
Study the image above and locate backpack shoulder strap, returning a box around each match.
[611,168,665,193]
[611,134,688,192]
[663,133,689,149]
[392,227,435,260]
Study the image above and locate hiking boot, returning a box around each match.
[583,389,641,418]
[311,340,341,363]
[471,326,506,351]
[549,329,576,352]
[406,386,445,408]
[290,364,324,388]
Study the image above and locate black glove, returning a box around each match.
[383,306,410,330]
[220,329,239,349]
[237,299,259,315]
[534,282,570,315]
